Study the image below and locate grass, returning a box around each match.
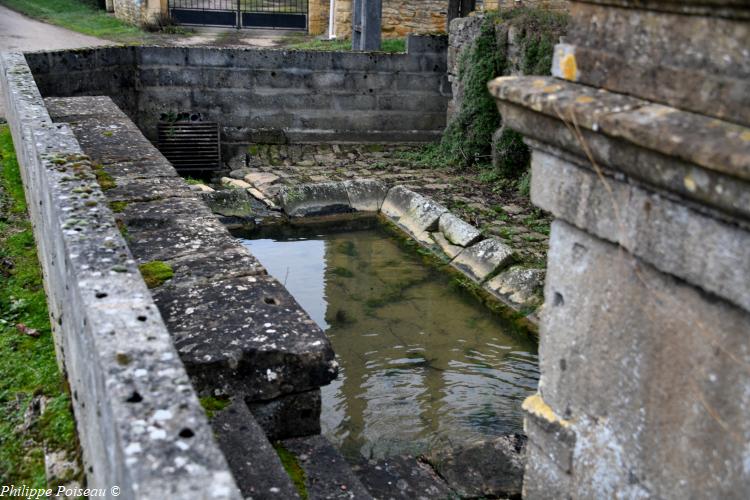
[0,0,154,43]
[198,396,231,419]
[274,443,308,500]
[0,126,81,487]
[284,37,406,53]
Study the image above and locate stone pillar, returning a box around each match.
[489,1,750,498]
[308,0,330,36]
[352,0,382,51]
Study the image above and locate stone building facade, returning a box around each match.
[310,0,451,37]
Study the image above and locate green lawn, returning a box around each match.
[284,37,406,53]
[0,0,152,43]
[0,126,81,487]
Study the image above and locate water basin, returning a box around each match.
[236,218,539,460]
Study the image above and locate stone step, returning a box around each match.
[280,435,373,500]
[350,455,455,500]
[212,399,301,500]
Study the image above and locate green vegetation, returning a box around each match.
[0,126,81,486]
[0,0,148,43]
[274,443,308,499]
[199,396,231,418]
[331,266,354,278]
[402,7,567,193]
[92,164,116,190]
[284,37,406,53]
[109,200,128,213]
[138,261,174,288]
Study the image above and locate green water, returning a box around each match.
[238,221,539,460]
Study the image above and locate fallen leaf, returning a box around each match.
[16,323,40,337]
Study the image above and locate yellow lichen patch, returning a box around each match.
[532,79,549,88]
[683,175,697,193]
[522,392,571,428]
[542,84,563,93]
[740,131,750,142]
[559,53,578,81]
[575,96,595,104]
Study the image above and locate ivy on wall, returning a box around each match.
[440,8,568,183]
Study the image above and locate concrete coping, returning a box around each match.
[0,51,241,499]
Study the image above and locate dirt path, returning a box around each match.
[0,4,112,119]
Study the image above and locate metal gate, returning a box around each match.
[169,0,308,30]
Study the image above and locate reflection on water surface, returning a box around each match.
[239,223,538,460]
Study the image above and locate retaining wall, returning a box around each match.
[0,52,241,499]
[25,36,450,159]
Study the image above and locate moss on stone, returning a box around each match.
[273,443,308,500]
[109,201,128,213]
[92,164,116,190]
[199,396,231,418]
[138,261,174,288]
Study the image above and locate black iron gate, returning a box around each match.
[169,0,308,30]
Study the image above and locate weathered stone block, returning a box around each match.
[280,182,353,217]
[431,231,464,259]
[152,274,338,400]
[485,266,545,308]
[451,237,515,282]
[425,434,527,498]
[246,389,321,441]
[351,455,453,500]
[380,186,448,240]
[538,221,750,498]
[438,212,482,247]
[344,179,388,212]
[281,435,373,500]
[212,400,300,499]
[530,147,750,312]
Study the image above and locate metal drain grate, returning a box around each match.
[157,121,221,173]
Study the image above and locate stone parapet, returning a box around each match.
[0,53,241,499]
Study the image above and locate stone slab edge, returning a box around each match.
[0,52,241,499]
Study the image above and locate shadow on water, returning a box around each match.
[234,218,539,460]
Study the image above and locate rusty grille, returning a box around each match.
[157,121,221,173]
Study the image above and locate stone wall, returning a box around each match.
[113,0,162,26]
[0,52,241,499]
[25,39,450,159]
[497,0,568,12]
[332,0,449,38]
[490,0,750,497]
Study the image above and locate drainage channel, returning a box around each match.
[233,216,539,461]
